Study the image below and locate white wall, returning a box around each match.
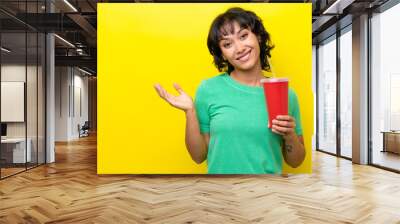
[1,64,26,81]
[73,72,89,138]
[1,65,38,137]
[55,67,89,141]
[312,45,316,151]
[1,82,24,122]
[55,66,69,141]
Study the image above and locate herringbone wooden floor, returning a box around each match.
[1,134,400,224]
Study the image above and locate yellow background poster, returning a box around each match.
[98,3,312,174]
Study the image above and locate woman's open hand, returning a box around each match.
[154,83,194,111]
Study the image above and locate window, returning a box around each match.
[339,28,352,158]
[371,2,400,171]
[317,35,337,154]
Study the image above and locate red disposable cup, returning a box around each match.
[260,78,288,128]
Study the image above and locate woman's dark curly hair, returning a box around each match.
[207,7,274,74]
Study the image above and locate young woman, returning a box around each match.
[154,7,305,174]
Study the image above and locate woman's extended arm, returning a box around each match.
[185,108,209,163]
[154,83,208,164]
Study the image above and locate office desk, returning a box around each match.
[1,138,31,163]
[381,131,400,154]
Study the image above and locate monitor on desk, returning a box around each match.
[1,123,7,138]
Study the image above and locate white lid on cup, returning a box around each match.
[260,78,289,83]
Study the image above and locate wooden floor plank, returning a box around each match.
[1,134,400,223]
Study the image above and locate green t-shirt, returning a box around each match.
[194,73,303,174]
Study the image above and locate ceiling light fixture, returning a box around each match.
[54,34,75,48]
[1,47,11,53]
[78,67,93,76]
[63,0,78,12]
[322,0,354,15]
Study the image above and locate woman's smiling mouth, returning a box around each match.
[236,49,252,62]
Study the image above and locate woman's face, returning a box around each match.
[219,22,261,72]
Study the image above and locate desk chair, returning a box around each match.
[79,121,90,138]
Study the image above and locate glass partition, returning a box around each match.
[0,1,46,179]
[1,30,28,177]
